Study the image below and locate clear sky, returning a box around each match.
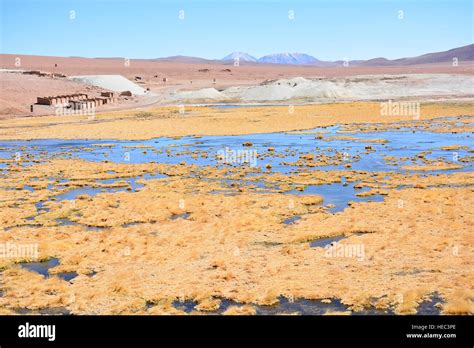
[1,0,472,60]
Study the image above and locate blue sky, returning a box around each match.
[1,0,472,60]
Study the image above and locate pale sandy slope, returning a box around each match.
[172,75,474,104]
[68,75,150,96]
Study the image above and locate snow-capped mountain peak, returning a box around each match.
[221,52,257,62]
[257,52,319,65]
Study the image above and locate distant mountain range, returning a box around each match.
[156,44,473,66]
[221,52,321,65]
[220,44,474,66]
[357,44,474,66]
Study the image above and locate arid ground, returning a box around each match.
[1,53,473,115]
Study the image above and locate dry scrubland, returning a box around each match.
[0,102,473,140]
[0,102,473,315]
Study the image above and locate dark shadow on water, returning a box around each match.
[170,296,395,315]
[171,212,191,220]
[283,215,301,225]
[172,299,199,312]
[19,258,78,282]
[20,258,59,277]
[310,235,347,248]
[56,272,79,282]
[14,307,71,315]
[416,292,444,315]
